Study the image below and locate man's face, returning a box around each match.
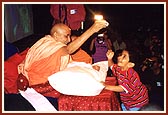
[55,25,71,45]
[59,29,71,44]
[117,50,130,67]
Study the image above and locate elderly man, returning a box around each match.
[18,20,109,98]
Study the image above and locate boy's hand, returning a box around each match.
[106,50,114,59]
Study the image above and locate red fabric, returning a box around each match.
[4,59,19,94]
[58,77,121,111]
[50,4,86,30]
[66,4,86,30]
[111,64,149,109]
[50,4,66,22]
[50,4,60,20]
[4,53,25,93]
[30,81,61,98]
[4,47,61,97]
[4,49,28,94]
[17,73,29,91]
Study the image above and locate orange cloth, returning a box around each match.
[71,48,92,64]
[27,49,70,86]
[18,35,71,86]
[17,35,92,97]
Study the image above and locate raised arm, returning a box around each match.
[67,20,109,54]
[106,50,114,67]
[104,34,112,50]
[89,38,95,51]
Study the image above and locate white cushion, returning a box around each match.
[48,61,108,96]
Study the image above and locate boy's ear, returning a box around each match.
[127,62,135,68]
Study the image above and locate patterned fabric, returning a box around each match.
[58,77,121,111]
[17,73,29,91]
[111,64,149,110]
[17,74,61,98]
[30,81,61,98]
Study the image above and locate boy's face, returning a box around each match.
[117,50,130,67]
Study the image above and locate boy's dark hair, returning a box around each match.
[113,49,123,64]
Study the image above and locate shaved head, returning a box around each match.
[50,23,71,44]
[50,23,71,37]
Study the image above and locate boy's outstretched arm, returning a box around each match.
[104,85,125,92]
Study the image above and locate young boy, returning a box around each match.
[103,49,149,111]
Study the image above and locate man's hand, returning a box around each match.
[92,20,109,33]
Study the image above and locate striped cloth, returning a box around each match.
[111,64,149,110]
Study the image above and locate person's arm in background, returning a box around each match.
[67,20,109,54]
[104,33,112,50]
[89,38,95,52]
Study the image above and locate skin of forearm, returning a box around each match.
[106,42,112,50]
[108,58,114,67]
[67,26,98,54]
[104,38,112,50]
[89,39,95,51]
[105,85,125,92]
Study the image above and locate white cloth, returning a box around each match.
[48,61,108,96]
[19,88,57,112]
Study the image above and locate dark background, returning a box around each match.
[11,3,164,52]
[32,4,164,35]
